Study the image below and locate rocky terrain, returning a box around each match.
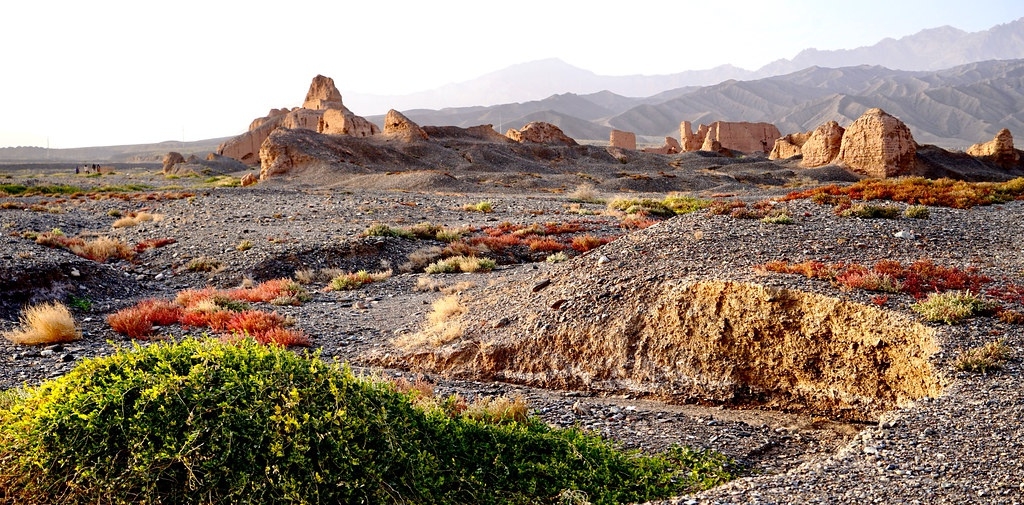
[2,148,1023,502]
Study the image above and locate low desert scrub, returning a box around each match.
[609,194,710,217]
[571,234,605,252]
[395,295,468,349]
[235,239,253,251]
[3,301,81,345]
[462,395,531,424]
[424,255,496,274]
[837,203,901,219]
[402,246,444,272]
[413,277,476,294]
[34,231,134,263]
[567,184,604,204]
[608,197,674,217]
[134,237,176,252]
[997,309,1024,324]
[954,340,1012,373]
[760,210,795,224]
[362,223,415,238]
[620,214,659,229]
[785,176,1024,209]
[546,251,570,263]
[111,211,163,228]
[326,269,393,291]
[186,256,224,273]
[0,338,734,504]
[462,200,493,213]
[526,237,565,252]
[758,259,992,298]
[912,291,997,324]
[109,280,310,345]
[903,205,931,219]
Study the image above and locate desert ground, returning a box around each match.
[1,155,1022,503]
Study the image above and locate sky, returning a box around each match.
[3,0,1024,148]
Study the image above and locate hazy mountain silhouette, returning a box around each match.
[379,59,1024,149]
[349,17,1024,115]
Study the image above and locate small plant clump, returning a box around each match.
[186,256,224,273]
[33,230,134,263]
[837,203,902,219]
[361,223,415,239]
[424,255,497,274]
[462,201,494,213]
[546,251,570,263]
[912,291,998,324]
[235,239,253,251]
[954,339,1013,373]
[2,301,81,345]
[326,269,393,291]
[785,177,1024,209]
[903,205,931,219]
[111,211,163,228]
[107,280,310,345]
[134,237,176,253]
[757,259,992,299]
[0,339,736,504]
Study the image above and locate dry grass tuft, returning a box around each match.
[394,295,467,349]
[4,302,81,345]
[111,211,164,228]
[325,270,392,291]
[463,395,531,424]
[954,340,1012,373]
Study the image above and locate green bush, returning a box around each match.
[902,205,930,219]
[912,291,997,324]
[0,339,735,504]
[838,203,902,219]
[362,223,415,239]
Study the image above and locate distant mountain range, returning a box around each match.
[368,58,1024,149]
[349,17,1024,114]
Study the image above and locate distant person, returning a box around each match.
[75,166,79,174]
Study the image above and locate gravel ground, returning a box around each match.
[1,166,1023,503]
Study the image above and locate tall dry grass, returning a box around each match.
[3,301,81,345]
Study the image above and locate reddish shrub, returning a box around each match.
[254,327,311,347]
[543,221,585,235]
[135,237,176,252]
[225,310,286,337]
[180,309,233,331]
[107,307,154,339]
[470,234,521,252]
[571,234,604,253]
[133,299,182,326]
[527,237,565,252]
[175,288,216,308]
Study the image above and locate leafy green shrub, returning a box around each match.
[838,203,902,219]
[362,223,414,239]
[661,194,711,215]
[0,339,735,504]
[760,211,794,224]
[903,205,930,219]
[462,201,493,213]
[912,291,997,324]
[327,269,392,291]
[425,255,497,274]
[954,339,1012,373]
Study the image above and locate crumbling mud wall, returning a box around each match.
[386,281,942,422]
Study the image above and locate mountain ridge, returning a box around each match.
[346,17,1024,115]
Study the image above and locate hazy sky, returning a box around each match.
[3,0,1024,148]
